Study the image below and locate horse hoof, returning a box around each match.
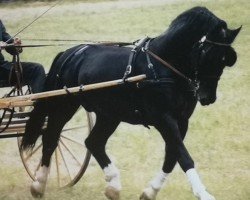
[105,186,120,200]
[139,187,157,200]
[140,192,155,200]
[30,181,44,198]
[197,190,216,200]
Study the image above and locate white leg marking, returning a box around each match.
[140,170,169,200]
[150,170,168,190]
[30,166,49,198]
[103,163,121,200]
[186,168,216,200]
[103,163,121,191]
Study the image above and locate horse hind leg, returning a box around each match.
[30,165,49,198]
[84,114,120,200]
[30,101,80,198]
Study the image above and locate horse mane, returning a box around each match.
[166,6,226,43]
[152,7,227,68]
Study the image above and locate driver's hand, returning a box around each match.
[0,41,7,51]
[14,37,23,53]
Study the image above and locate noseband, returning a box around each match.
[199,35,231,47]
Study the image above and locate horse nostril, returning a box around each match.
[199,97,210,105]
[199,96,217,106]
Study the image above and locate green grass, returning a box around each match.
[0,0,115,8]
[0,0,249,199]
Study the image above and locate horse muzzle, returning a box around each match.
[197,90,217,106]
[198,93,216,106]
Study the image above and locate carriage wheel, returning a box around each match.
[17,108,95,188]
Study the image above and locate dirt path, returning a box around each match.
[0,0,181,21]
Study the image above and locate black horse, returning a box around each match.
[21,6,240,200]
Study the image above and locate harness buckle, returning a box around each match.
[126,65,132,74]
[122,65,132,82]
[200,35,207,43]
[79,84,84,92]
[148,63,153,69]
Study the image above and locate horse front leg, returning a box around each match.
[140,114,215,200]
[140,119,188,200]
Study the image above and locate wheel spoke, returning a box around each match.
[61,125,87,133]
[61,135,85,146]
[34,159,42,177]
[18,108,92,188]
[60,138,82,166]
[55,148,60,187]
[58,143,72,181]
[24,143,42,162]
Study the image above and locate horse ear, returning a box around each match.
[225,48,237,67]
[226,26,242,43]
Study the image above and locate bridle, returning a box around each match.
[199,35,231,47]
[195,35,232,82]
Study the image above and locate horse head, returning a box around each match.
[150,7,241,106]
[192,24,241,105]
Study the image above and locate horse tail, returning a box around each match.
[20,101,47,150]
[21,52,65,150]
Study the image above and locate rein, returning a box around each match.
[142,47,200,94]
[22,38,133,46]
[140,39,199,92]
[0,41,133,49]
[143,48,193,84]
[6,0,65,43]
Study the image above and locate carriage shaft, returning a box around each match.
[0,74,146,109]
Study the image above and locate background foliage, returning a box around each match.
[0,0,249,199]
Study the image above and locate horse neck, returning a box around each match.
[149,31,202,77]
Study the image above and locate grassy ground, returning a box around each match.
[0,0,249,199]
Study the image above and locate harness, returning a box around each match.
[122,35,233,96]
[122,37,150,81]
[56,35,231,99]
[122,37,196,94]
[122,38,175,87]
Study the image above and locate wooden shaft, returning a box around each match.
[0,74,146,109]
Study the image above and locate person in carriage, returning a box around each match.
[0,20,46,93]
